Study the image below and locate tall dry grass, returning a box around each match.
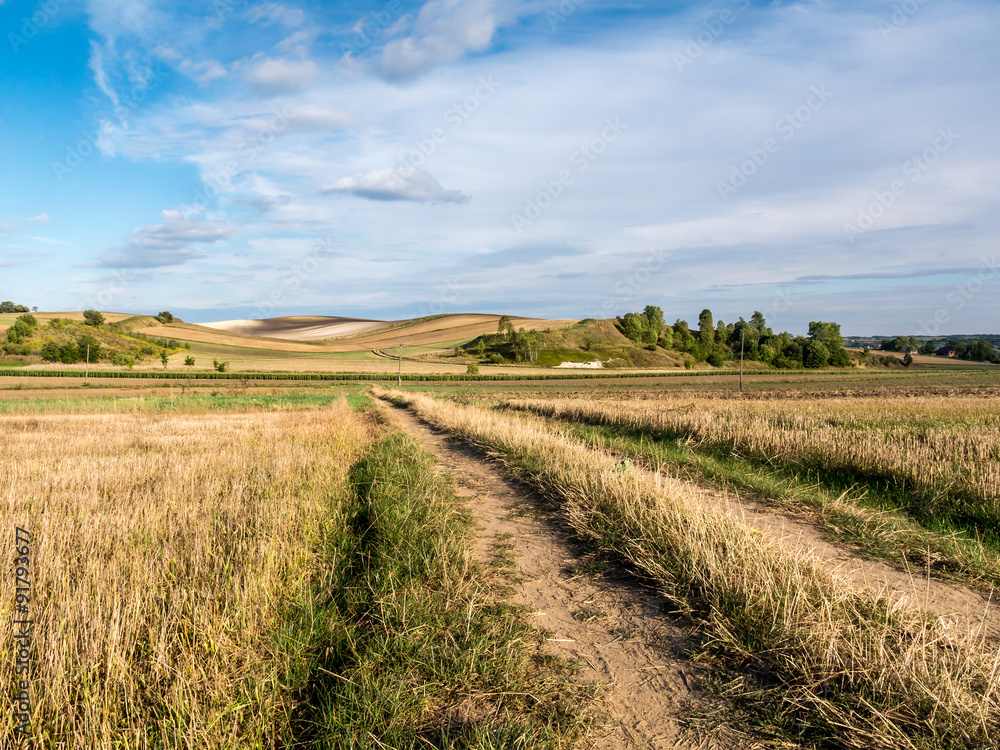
[379,388,1000,749]
[0,401,368,748]
[506,395,1000,532]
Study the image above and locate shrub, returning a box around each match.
[161,351,169,368]
[155,311,174,323]
[76,336,102,362]
[215,361,229,373]
[112,352,136,369]
[184,356,195,367]
[466,363,480,375]
[488,353,505,365]
[83,309,105,327]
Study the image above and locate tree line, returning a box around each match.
[617,306,851,369]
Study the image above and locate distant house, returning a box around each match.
[935,346,957,357]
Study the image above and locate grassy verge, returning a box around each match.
[542,417,1000,589]
[503,397,1000,551]
[287,427,592,747]
[378,388,1000,750]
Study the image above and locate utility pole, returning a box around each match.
[739,328,744,392]
[397,342,402,387]
[85,344,90,385]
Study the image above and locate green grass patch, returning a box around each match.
[285,430,592,747]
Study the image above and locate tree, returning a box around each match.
[498,315,513,341]
[698,309,714,349]
[83,309,105,327]
[156,311,174,323]
[642,305,664,344]
[184,355,195,367]
[808,321,843,351]
[750,311,771,335]
[804,340,830,368]
[620,312,647,343]
[466,363,480,375]
[0,301,28,313]
[476,339,486,356]
[903,352,914,367]
[715,319,728,345]
[32,307,38,313]
[160,351,169,368]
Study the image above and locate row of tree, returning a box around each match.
[617,307,851,369]
[0,301,34,313]
[880,336,999,363]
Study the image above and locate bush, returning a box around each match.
[17,313,37,329]
[5,320,32,344]
[155,311,174,324]
[466,363,480,375]
[83,310,105,327]
[184,356,195,367]
[112,352,136,369]
[488,353,505,364]
[215,361,229,373]
[76,336,102,362]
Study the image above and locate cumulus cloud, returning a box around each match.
[245,56,318,95]
[97,211,237,268]
[376,0,510,80]
[321,168,470,203]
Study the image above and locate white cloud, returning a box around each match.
[98,212,237,268]
[28,214,50,224]
[321,167,470,203]
[245,57,318,95]
[376,0,511,80]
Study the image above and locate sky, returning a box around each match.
[0,0,997,335]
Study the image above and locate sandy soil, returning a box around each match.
[384,402,737,749]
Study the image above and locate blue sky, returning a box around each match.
[0,0,997,334]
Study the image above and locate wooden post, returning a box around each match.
[85,344,90,384]
[397,342,402,386]
[739,328,744,392]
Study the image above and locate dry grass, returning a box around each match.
[506,395,1000,535]
[379,388,1000,748]
[0,401,369,747]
